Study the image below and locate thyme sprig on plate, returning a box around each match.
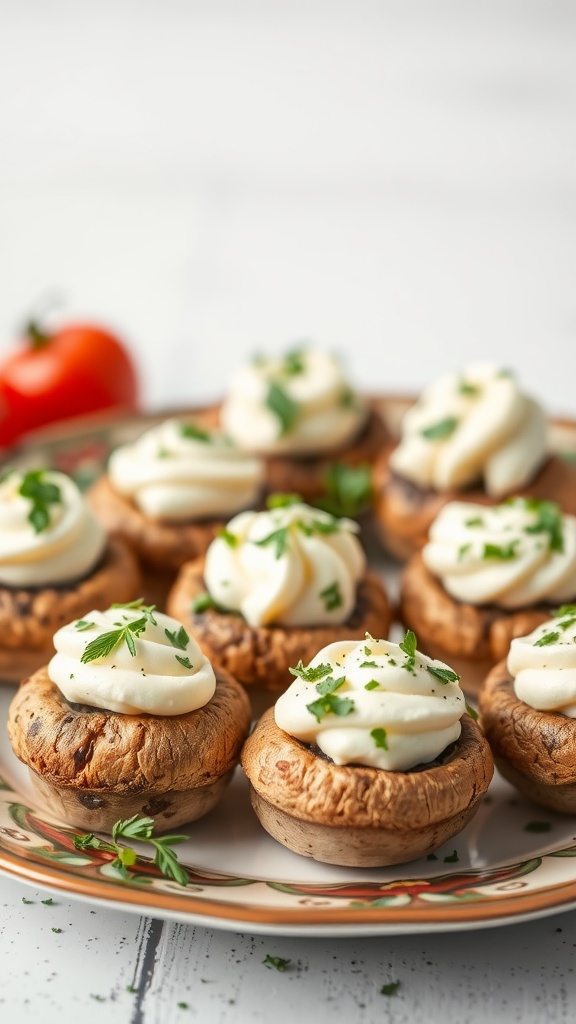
[73,814,190,886]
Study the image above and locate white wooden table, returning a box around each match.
[1,1,576,1020]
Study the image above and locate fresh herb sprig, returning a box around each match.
[80,602,157,664]
[265,381,299,435]
[306,675,354,722]
[420,416,459,441]
[19,469,62,534]
[73,815,189,886]
[399,629,417,672]
[314,462,372,519]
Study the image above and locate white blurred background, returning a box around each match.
[0,0,574,414]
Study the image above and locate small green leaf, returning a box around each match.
[266,492,302,509]
[421,416,458,441]
[534,631,560,647]
[380,981,400,997]
[254,527,289,559]
[191,592,217,613]
[218,528,239,548]
[371,727,388,750]
[364,680,380,691]
[265,381,299,435]
[319,581,343,612]
[164,625,190,651]
[289,661,332,683]
[263,954,291,971]
[482,541,518,561]
[175,655,193,669]
[426,665,460,685]
[180,422,211,442]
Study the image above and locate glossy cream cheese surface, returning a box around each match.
[203,501,365,627]
[220,348,368,455]
[49,604,216,715]
[0,469,106,587]
[108,417,263,520]
[423,499,576,608]
[274,635,466,770]
[508,610,576,717]
[390,364,547,496]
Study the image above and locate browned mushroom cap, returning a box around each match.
[7,665,251,833]
[87,475,224,572]
[374,454,576,563]
[399,553,552,695]
[241,709,493,867]
[167,561,392,695]
[261,407,389,502]
[480,661,576,814]
[0,538,142,683]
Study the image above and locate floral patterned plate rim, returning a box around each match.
[1,405,576,936]
[3,683,576,937]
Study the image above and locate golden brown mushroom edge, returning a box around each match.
[241,709,493,868]
[480,660,576,814]
[8,665,251,834]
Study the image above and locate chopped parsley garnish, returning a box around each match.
[360,660,378,668]
[458,381,479,396]
[534,631,560,647]
[289,661,332,683]
[73,814,189,886]
[371,727,388,750]
[165,625,190,650]
[41,897,54,905]
[263,955,291,971]
[306,675,354,722]
[426,665,460,685]
[51,927,62,934]
[420,416,458,441]
[254,526,289,559]
[265,381,299,435]
[365,680,380,691]
[512,497,565,553]
[19,469,62,534]
[319,581,343,612]
[218,528,239,548]
[175,655,193,669]
[281,348,305,376]
[458,543,471,561]
[315,461,372,519]
[191,592,217,613]
[443,850,459,863]
[81,615,150,663]
[74,619,95,631]
[112,599,157,625]
[266,492,302,509]
[466,703,479,721]
[339,386,356,408]
[465,516,484,527]
[180,422,211,443]
[524,820,552,833]
[380,981,400,997]
[399,629,417,671]
[298,517,340,536]
[482,541,518,561]
[554,604,576,621]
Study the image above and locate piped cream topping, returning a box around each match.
[49,603,216,715]
[220,348,368,455]
[423,499,576,608]
[203,500,365,627]
[0,469,106,587]
[508,609,576,717]
[274,634,466,771]
[390,364,547,496]
[108,418,263,520]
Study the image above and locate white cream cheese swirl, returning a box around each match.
[390,363,547,496]
[423,499,576,608]
[203,501,365,627]
[49,604,216,715]
[508,610,576,717]
[108,417,263,520]
[275,635,466,771]
[220,348,368,455]
[0,469,106,588]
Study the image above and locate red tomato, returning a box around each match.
[0,321,139,447]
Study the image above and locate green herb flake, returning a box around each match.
[399,629,418,671]
[254,526,289,559]
[281,348,305,376]
[521,498,564,554]
[180,422,211,443]
[444,850,459,863]
[164,625,190,650]
[41,897,54,905]
[74,619,95,631]
[534,631,560,648]
[218,528,239,548]
[191,592,217,613]
[177,1002,189,1010]
[265,381,299,436]
[81,615,149,664]
[482,541,518,561]
[21,897,33,904]
[263,954,291,972]
[175,655,193,669]
[306,694,355,722]
[289,661,332,683]
[426,665,460,685]
[458,381,479,397]
[319,581,343,612]
[458,543,471,561]
[51,927,62,934]
[360,659,378,668]
[19,469,62,534]
[365,680,380,691]
[420,416,459,441]
[371,727,388,750]
[315,461,372,518]
[465,516,484,527]
[426,853,438,861]
[266,492,302,509]
[466,703,479,721]
[380,981,400,997]
[525,820,552,833]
